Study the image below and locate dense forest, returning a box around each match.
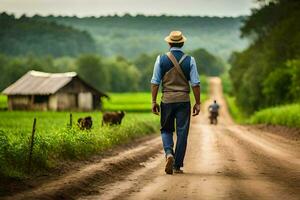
[229,0,300,114]
[0,13,96,57]
[30,14,247,59]
[0,12,229,92]
[0,47,225,92]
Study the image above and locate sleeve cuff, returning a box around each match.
[151,80,160,85]
[191,82,200,87]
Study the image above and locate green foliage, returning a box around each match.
[0,95,7,110]
[229,0,300,113]
[189,48,225,76]
[225,95,246,123]
[250,104,300,128]
[134,53,159,91]
[0,111,159,178]
[33,14,247,59]
[105,57,141,92]
[262,67,292,105]
[0,13,96,57]
[220,73,233,95]
[76,54,110,91]
[103,93,156,112]
[287,60,300,100]
[0,54,59,91]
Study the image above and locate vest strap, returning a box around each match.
[166,52,189,85]
[179,54,187,64]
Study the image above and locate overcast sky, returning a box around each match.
[0,0,258,17]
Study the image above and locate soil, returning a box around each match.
[1,77,300,200]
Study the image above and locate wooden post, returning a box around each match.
[28,118,37,173]
[69,113,72,128]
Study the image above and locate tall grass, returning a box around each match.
[250,104,300,128]
[0,111,159,178]
[225,95,246,123]
[0,95,7,110]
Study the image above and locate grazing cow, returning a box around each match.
[102,111,125,126]
[77,116,93,130]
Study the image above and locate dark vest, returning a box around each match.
[160,50,191,103]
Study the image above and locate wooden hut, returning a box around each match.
[2,70,108,111]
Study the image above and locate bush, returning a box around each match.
[250,104,300,128]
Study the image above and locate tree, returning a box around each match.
[76,54,110,91]
[229,0,300,113]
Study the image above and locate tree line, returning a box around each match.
[0,13,96,57]
[0,48,225,92]
[10,13,248,60]
[229,0,300,114]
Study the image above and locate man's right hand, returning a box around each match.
[192,103,201,116]
[152,102,160,115]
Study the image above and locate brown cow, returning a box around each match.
[102,111,125,126]
[77,116,93,130]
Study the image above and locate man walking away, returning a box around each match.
[151,31,201,175]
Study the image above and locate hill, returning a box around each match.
[0,13,96,57]
[35,14,248,59]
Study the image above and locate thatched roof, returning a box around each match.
[2,70,107,97]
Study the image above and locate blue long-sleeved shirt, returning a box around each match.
[150,47,200,86]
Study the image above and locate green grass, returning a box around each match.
[103,92,158,112]
[0,95,7,110]
[103,92,208,112]
[0,90,208,178]
[0,111,159,178]
[225,95,246,123]
[250,104,300,128]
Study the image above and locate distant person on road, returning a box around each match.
[208,100,220,124]
[151,31,201,174]
[208,100,220,115]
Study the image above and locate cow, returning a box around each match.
[77,116,93,130]
[102,111,125,126]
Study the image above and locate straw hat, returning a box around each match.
[164,31,187,43]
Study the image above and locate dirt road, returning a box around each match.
[82,77,300,200]
[5,77,300,200]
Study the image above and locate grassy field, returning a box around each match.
[103,93,159,112]
[0,95,7,110]
[103,92,208,112]
[0,89,208,178]
[0,111,159,178]
[250,104,300,128]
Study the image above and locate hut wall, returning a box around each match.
[56,93,77,111]
[48,95,58,111]
[78,92,92,111]
[8,95,31,110]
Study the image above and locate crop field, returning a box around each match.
[0,91,208,178]
[250,104,300,128]
[103,92,208,112]
[0,111,159,178]
[103,93,159,112]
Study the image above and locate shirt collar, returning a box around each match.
[170,47,183,52]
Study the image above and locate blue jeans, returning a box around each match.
[160,102,191,169]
